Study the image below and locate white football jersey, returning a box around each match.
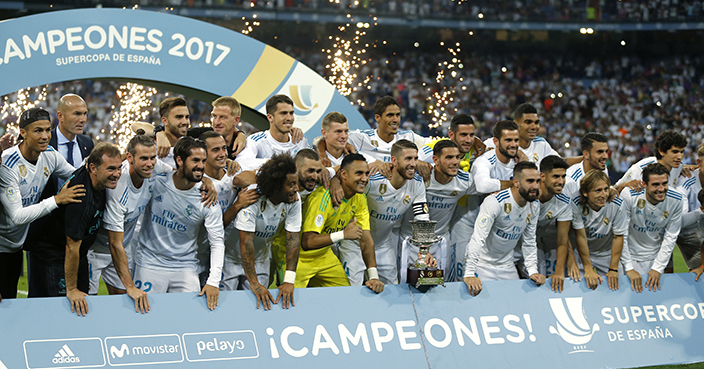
[233,196,302,264]
[196,172,239,274]
[137,172,225,287]
[348,129,431,163]
[326,150,345,167]
[366,173,428,251]
[619,187,683,273]
[93,159,172,254]
[615,156,683,189]
[483,136,559,164]
[464,189,540,277]
[236,130,310,170]
[570,195,628,257]
[0,146,75,252]
[679,170,704,234]
[535,193,572,252]
[471,150,515,194]
[564,161,609,197]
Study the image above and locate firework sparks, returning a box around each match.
[323,15,376,96]
[240,14,261,35]
[424,42,463,129]
[0,86,49,136]
[108,83,158,151]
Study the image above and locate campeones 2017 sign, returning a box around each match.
[0,276,703,369]
[0,8,366,137]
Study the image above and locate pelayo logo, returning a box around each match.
[548,297,600,353]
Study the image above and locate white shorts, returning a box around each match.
[537,248,571,277]
[677,231,703,270]
[628,260,655,277]
[339,239,365,286]
[451,224,474,282]
[475,263,519,281]
[133,266,200,293]
[221,260,269,290]
[88,249,129,294]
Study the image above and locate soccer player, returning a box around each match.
[134,137,225,310]
[620,163,683,293]
[236,94,310,170]
[0,108,84,301]
[473,120,524,194]
[362,139,429,284]
[615,130,687,192]
[297,153,383,293]
[154,97,190,167]
[88,134,169,313]
[463,161,544,296]
[674,143,704,271]
[28,143,122,316]
[320,111,350,168]
[237,154,302,310]
[418,114,485,170]
[570,170,628,291]
[399,140,477,281]
[564,133,610,197]
[534,156,573,292]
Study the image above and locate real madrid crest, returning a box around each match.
[450,190,458,196]
[18,164,27,178]
[545,211,553,219]
[403,195,411,205]
[423,203,429,214]
[379,183,387,195]
[532,153,539,162]
[603,217,610,225]
[281,208,287,218]
[43,166,49,178]
[637,199,646,209]
[526,214,531,223]
[504,203,512,214]
[663,211,669,219]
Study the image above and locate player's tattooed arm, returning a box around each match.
[276,230,300,309]
[240,230,274,310]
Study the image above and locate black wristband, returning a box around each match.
[608,268,618,273]
[153,124,165,134]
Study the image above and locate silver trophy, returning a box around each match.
[407,220,445,288]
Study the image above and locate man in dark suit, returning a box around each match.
[24,94,94,276]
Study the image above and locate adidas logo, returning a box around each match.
[20,179,27,185]
[53,344,80,364]
[155,195,162,202]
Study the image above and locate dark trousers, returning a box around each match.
[28,247,89,298]
[0,250,23,299]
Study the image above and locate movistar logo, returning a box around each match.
[110,344,130,358]
[548,297,600,353]
[53,344,80,364]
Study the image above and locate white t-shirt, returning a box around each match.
[615,156,683,189]
[619,187,683,273]
[464,189,540,277]
[348,129,431,163]
[236,130,310,170]
[471,150,515,194]
[678,170,704,234]
[233,196,302,264]
[365,173,429,250]
[137,172,225,287]
[564,161,610,198]
[535,193,572,253]
[93,159,172,254]
[570,195,628,257]
[483,136,559,164]
[0,146,75,252]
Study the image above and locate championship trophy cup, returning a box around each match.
[407,220,445,289]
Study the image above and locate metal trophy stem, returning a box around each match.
[407,220,444,289]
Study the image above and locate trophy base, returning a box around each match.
[407,266,445,289]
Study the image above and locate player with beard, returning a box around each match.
[400,140,477,281]
[564,133,610,197]
[154,97,190,168]
[418,114,485,170]
[615,130,687,193]
[620,163,683,293]
[463,161,544,296]
[534,156,573,292]
[358,140,429,285]
[473,120,526,195]
[134,137,225,310]
[237,154,302,310]
[236,95,310,171]
[570,170,628,291]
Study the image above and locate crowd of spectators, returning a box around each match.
[2,46,703,178]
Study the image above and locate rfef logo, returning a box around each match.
[548,297,600,353]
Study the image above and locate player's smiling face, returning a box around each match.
[93,154,123,190]
[281,173,300,203]
[163,106,190,138]
[542,168,566,195]
[516,168,540,202]
[182,148,206,183]
[393,148,418,180]
[496,129,520,159]
[269,103,295,135]
[322,121,349,152]
[449,124,475,154]
[645,173,668,204]
[585,179,609,211]
[204,136,228,171]
[517,113,540,143]
[435,146,461,177]
[298,157,323,192]
[343,160,369,194]
[211,105,239,137]
[21,120,52,153]
[660,146,684,170]
[376,104,401,137]
[129,143,157,179]
[586,142,609,170]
